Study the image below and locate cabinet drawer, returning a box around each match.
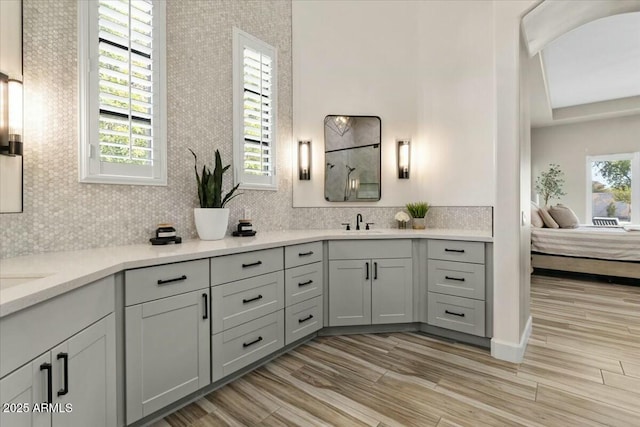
[329,240,411,260]
[428,260,485,300]
[285,241,323,269]
[125,259,209,306]
[285,262,323,306]
[428,240,484,264]
[427,293,485,337]
[211,310,284,382]
[285,296,323,345]
[211,247,283,285]
[211,271,284,334]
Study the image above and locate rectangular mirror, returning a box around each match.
[324,115,381,202]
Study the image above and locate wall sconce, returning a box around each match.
[298,139,311,180]
[397,139,410,179]
[0,76,23,156]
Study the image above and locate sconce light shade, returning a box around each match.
[0,74,7,147]
[397,139,410,179]
[299,140,311,180]
[0,75,23,156]
[6,79,23,155]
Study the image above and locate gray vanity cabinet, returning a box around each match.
[371,258,413,324]
[0,277,116,427]
[328,240,413,326]
[426,240,489,337]
[284,242,324,344]
[328,260,371,326]
[0,316,115,427]
[210,248,285,383]
[124,260,210,424]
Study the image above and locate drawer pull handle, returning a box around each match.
[242,261,263,268]
[57,353,69,397]
[157,275,187,285]
[243,294,263,304]
[444,248,465,253]
[445,310,465,317]
[445,276,466,282]
[374,262,378,280]
[365,262,370,280]
[40,362,53,404]
[243,336,263,348]
[202,293,209,320]
[298,280,313,287]
[298,251,314,257]
[299,314,314,323]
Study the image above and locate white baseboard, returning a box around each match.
[490,315,532,363]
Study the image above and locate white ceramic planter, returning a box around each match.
[194,208,229,240]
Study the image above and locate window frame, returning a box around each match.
[585,152,640,224]
[78,0,167,186]
[232,27,278,191]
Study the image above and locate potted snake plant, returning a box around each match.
[189,149,241,240]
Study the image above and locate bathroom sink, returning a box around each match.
[0,274,50,290]
[340,229,383,234]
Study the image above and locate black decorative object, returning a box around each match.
[150,224,182,245]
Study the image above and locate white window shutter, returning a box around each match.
[233,28,278,190]
[79,0,166,185]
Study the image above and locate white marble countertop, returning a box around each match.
[0,228,492,317]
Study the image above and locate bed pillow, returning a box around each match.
[530,202,545,228]
[549,204,580,229]
[538,207,560,229]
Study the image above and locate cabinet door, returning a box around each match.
[126,290,210,424]
[328,260,371,326]
[51,314,116,427]
[372,258,413,324]
[0,353,51,427]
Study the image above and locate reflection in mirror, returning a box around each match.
[324,115,381,202]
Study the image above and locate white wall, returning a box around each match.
[416,0,495,207]
[531,115,640,222]
[493,0,537,363]
[292,0,495,207]
[0,0,22,78]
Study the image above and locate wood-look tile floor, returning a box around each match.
[152,275,640,427]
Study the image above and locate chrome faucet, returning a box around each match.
[356,213,363,230]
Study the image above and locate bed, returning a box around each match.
[531,226,640,280]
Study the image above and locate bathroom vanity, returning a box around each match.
[0,229,492,427]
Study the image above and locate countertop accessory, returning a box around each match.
[232,230,257,237]
[406,202,430,230]
[150,223,182,245]
[395,211,410,229]
[233,219,255,236]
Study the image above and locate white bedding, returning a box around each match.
[531,226,640,262]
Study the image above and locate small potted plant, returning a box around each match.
[406,202,430,229]
[189,149,241,240]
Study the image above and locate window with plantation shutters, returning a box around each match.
[233,28,278,190]
[79,0,167,185]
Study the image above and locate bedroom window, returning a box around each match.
[586,152,640,224]
[78,0,167,185]
[232,28,278,190]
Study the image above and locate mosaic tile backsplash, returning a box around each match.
[0,0,492,259]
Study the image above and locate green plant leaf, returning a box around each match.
[189,148,242,209]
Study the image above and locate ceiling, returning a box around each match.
[530,12,640,127]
